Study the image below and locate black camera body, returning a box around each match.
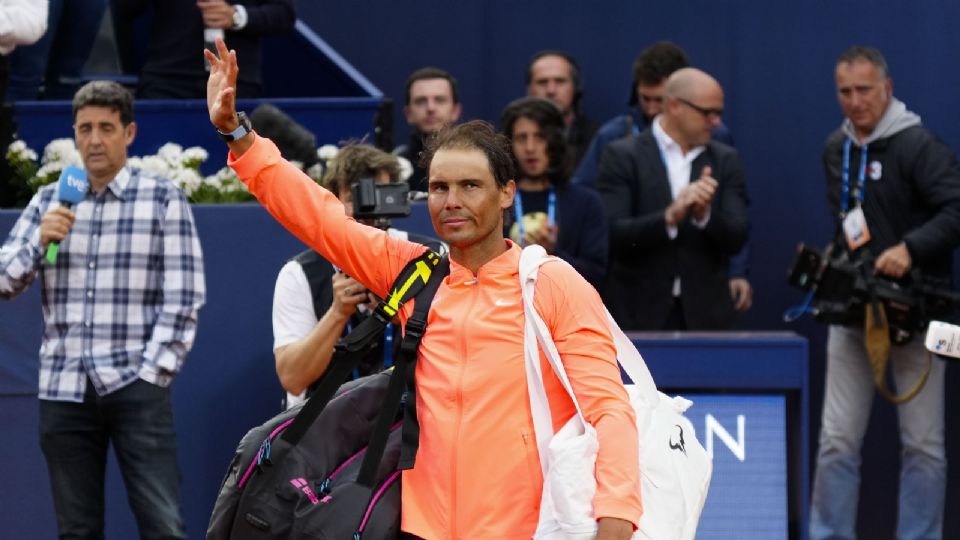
[787,243,956,342]
[351,178,411,225]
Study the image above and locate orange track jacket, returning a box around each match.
[230,136,641,539]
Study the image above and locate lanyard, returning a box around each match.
[841,138,869,213]
[382,324,394,368]
[513,188,556,246]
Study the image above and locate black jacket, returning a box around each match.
[597,129,749,330]
[567,112,598,170]
[113,0,296,92]
[395,133,427,192]
[824,125,960,281]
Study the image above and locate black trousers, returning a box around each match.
[663,296,688,330]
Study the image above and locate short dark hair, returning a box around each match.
[72,80,134,125]
[500,97,569,186]
[404,67,459,105]
[630,41,689,105]
[420,120,515,188]
[526,50,581,87]
[837,46,890,78]
[323,144,401,197]
[526,50,583,109]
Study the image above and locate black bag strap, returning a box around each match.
[280,249,445,447]
[396,256,443,469]
[358,255,448,484]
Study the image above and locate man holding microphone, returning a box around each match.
[0,80,205,539]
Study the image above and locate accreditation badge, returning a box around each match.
[843,206,871,250]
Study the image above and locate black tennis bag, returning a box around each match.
[207,252,447,540]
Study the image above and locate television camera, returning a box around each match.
[351,178,411,229]
[785,242,960,343]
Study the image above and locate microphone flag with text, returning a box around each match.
[46,165,88,264]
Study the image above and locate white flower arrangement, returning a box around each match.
[5,139,413,207]
[7,140,38,163]
[317,144,339,161]
[4,139,254,204]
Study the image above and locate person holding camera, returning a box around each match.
[810,46,960,540]
[272,144,444,409]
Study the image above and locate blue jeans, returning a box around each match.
[810,325,946,540]
[39,377,186,540]
[7,0,107,100]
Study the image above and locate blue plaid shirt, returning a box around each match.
[0,167,206,402]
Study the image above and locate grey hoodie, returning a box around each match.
[841,97,922,146]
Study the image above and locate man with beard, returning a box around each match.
[206,38,639,540]
[810,46,960,540]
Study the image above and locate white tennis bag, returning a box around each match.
[520,246,712,540]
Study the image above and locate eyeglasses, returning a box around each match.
[677,97,723,120]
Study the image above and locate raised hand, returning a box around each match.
[204,37,239,133]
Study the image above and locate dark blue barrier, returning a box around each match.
[634,332,808,539]
[12,97,382,177]
[0,203,807,539]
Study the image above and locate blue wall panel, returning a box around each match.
[1,205,808,539]
[291,3,960,537]
[5,2,960,535]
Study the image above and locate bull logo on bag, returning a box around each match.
[669,425,687,456]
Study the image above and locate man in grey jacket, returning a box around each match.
[810,46,960,540]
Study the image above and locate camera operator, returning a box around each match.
[272,144,444,409]
[810,46,960,540]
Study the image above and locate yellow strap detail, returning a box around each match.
[384,260,434,315]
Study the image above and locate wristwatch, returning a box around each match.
[231,5,248,30]
[217,111,252,142]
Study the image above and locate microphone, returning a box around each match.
[249,104,319,168]
[45,165,88,264]
[924,320,960,360]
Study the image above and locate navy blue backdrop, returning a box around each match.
[289,1,960,538]
[3,2,960,537]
